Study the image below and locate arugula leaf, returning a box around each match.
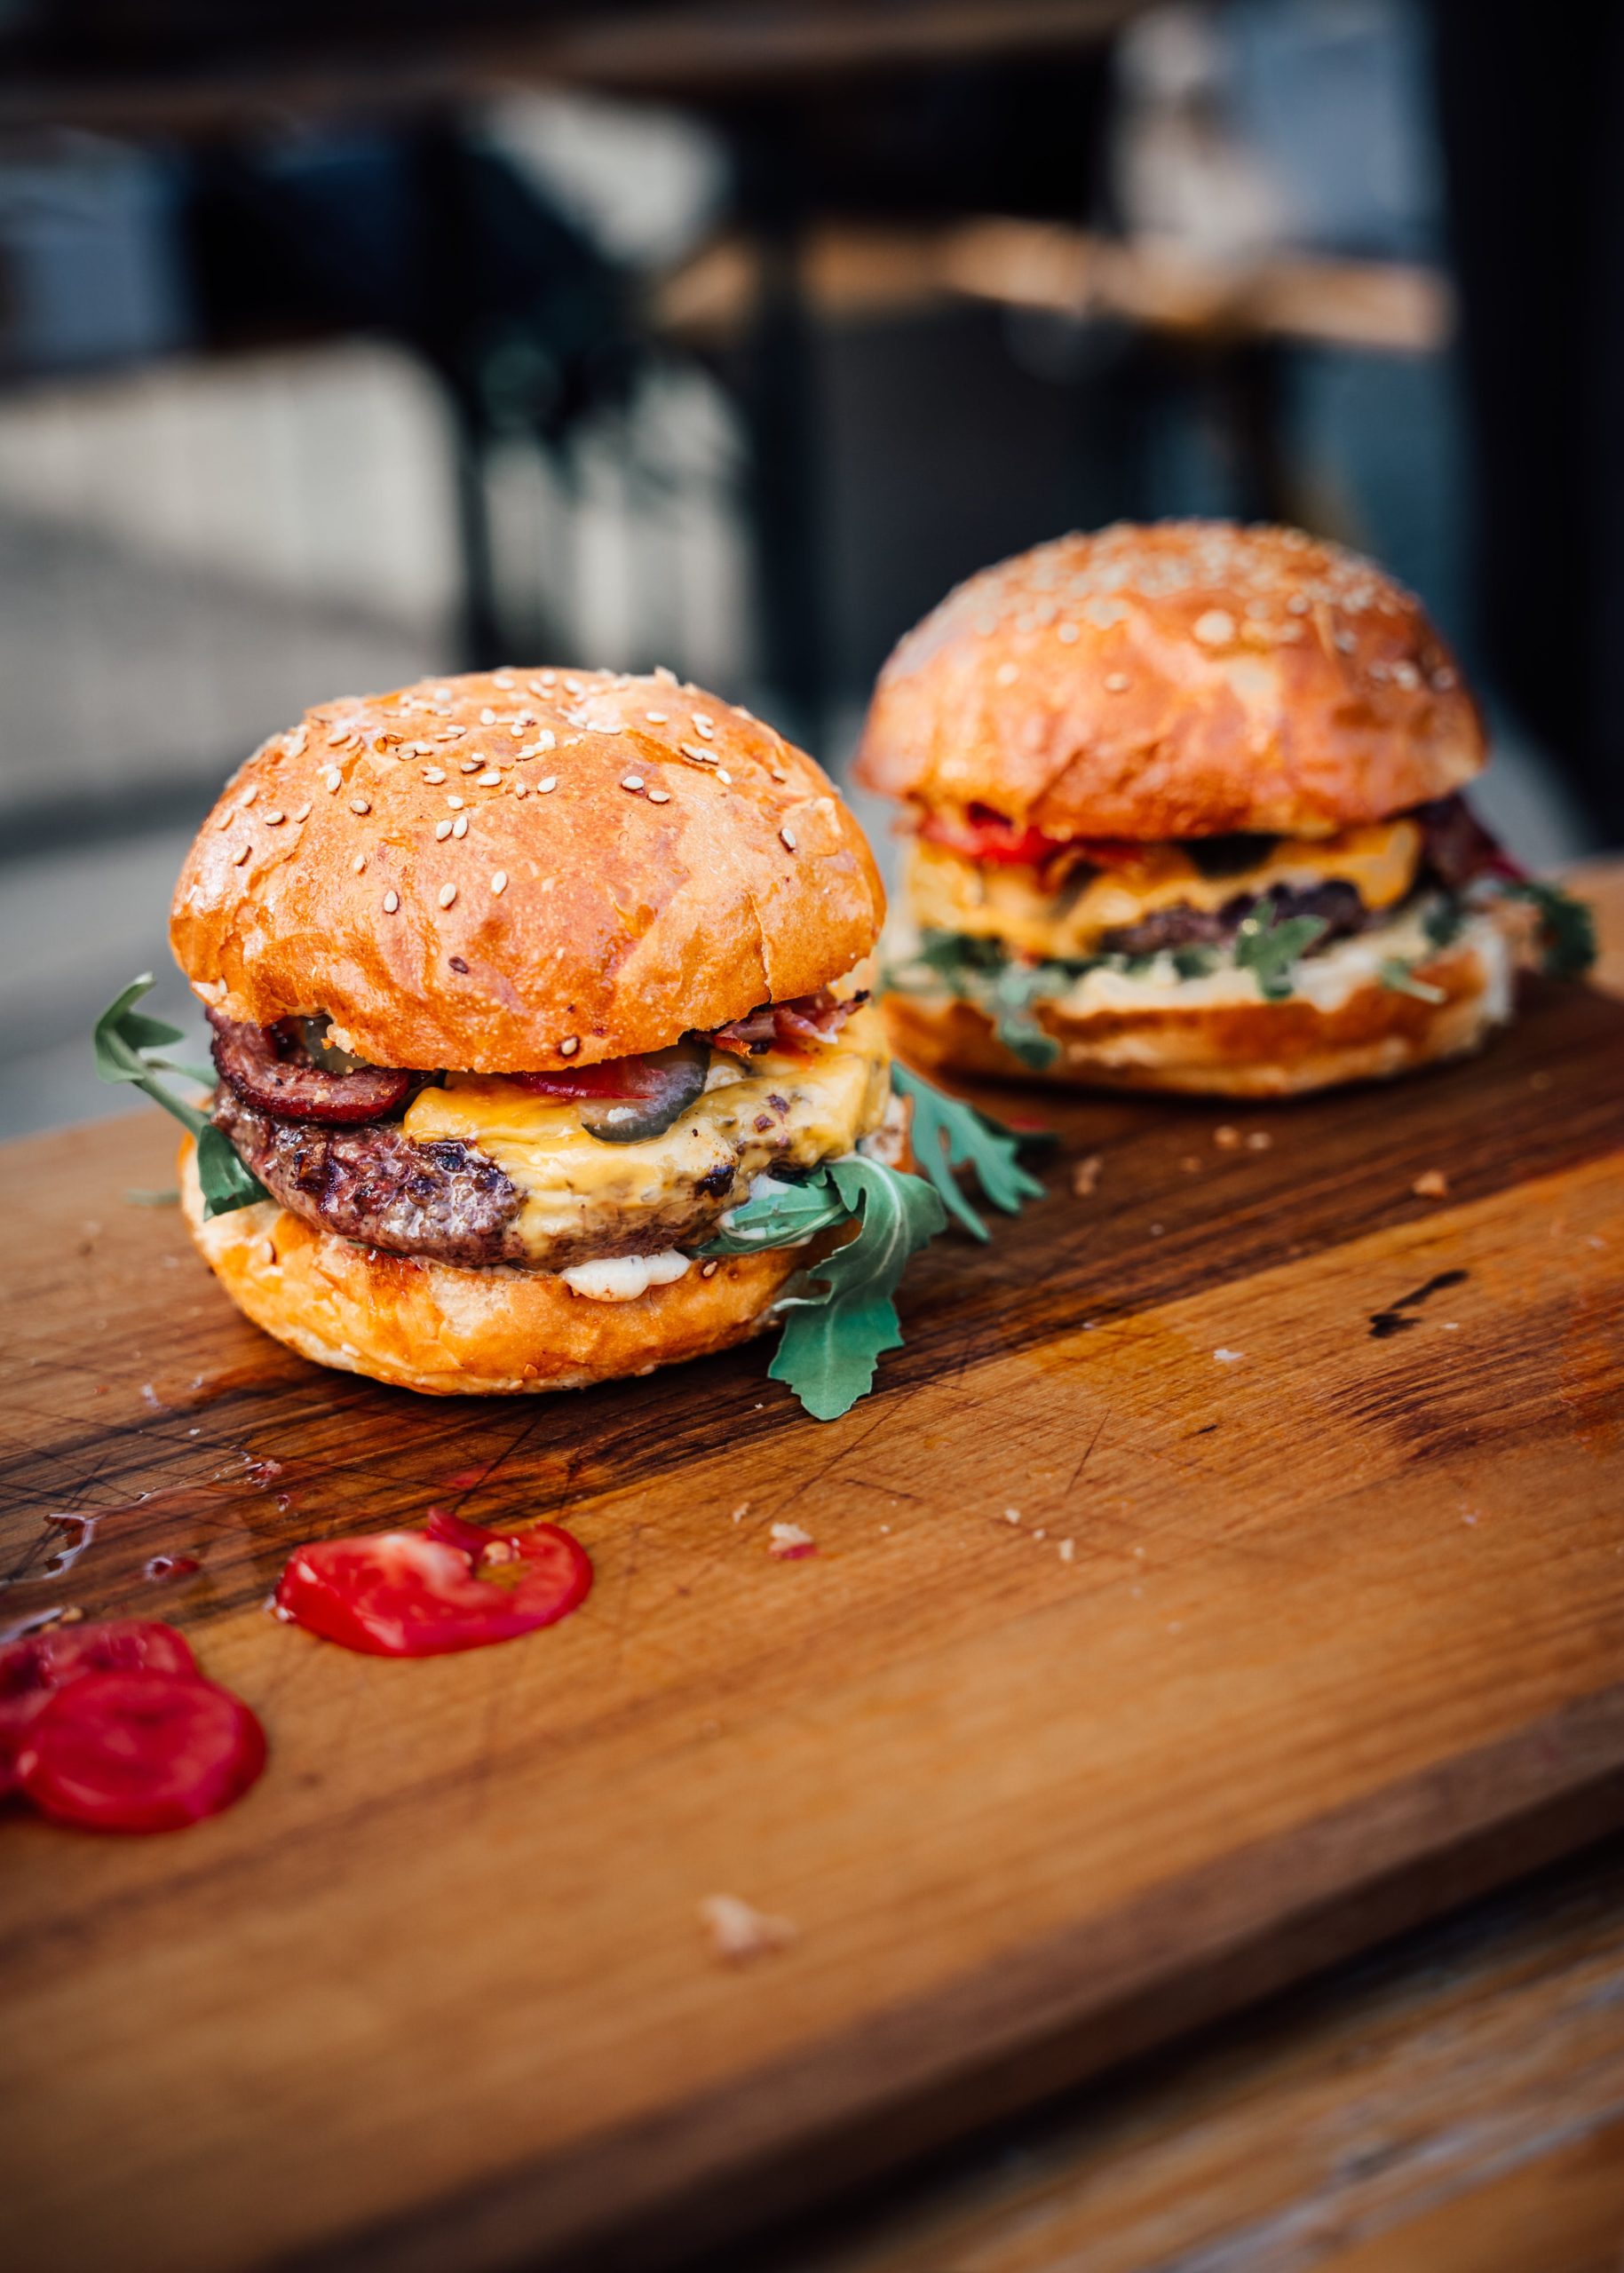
[1422,893,1466,950]
[1501,879,1596,979]
[1378,958,1447,1005]
[768,1159,947,1420]
[1232,904,1329,1002]
[890,1063,1046,1239]
[891,931,1068,1067]
[1172,946,1216,979]
[93,974,268,1218]
[699,1174,850,1256]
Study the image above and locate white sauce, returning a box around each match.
[1046,901,1509,1018]
[559,1249,693,1302]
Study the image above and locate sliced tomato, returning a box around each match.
[17,1670,265,1833]
[0,1620,199,1798]
[275,1513,592,1657]
[918,806,1145,871]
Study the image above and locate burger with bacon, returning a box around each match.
[858,522,1592,1097]
[95,669,1034,1418]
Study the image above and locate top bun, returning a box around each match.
[171,668,883,1071]
[855,521,1484,840]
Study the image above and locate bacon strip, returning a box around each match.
[1415,794,1525,890]
[711,989,864,1057]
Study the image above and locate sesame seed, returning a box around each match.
[512,779,528,797]
[352,853,367,874]
[286,725,307,756]
[349,797,370,815]
[214,811,232,830]
[994,661,1020,685]
[536,775,558,793]
[780,826,796,851]
[717,769,733,785]
[645,710,669,723]
[264,809,286,825]
[436,725,468,740]
[479,708,497,725]
[558,1035,580,1056]
[490,870,508,895]
[509,724,526,738]
[447,795,464,811]
[679,742,716,764]
[493,671,514,688]
[693,713,714,736]
[770,766,788,783]
[423,766,447,783]
[535,729,556,750]
[1056,622,1079,643]
[438,883,457,909]
[647,788,671,804]
[1192,609,1236,645]
[477,770,502,787]
[564,677,583,695]
[459,757,483,774]
[383,891,400,914]
[291,801,312,821]
[436,819,453,840]
[241,784,259,805]
[622,775,645,792]
[452,814,468,838]
[232,842,251,865]
[1105,673,1130,693]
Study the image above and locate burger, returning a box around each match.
[857,522,1592,1097]
[95,669,1037,1418]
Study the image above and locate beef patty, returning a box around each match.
[212,1083,752,1271]
[1097,879,1373,959]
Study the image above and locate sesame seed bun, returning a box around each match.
[883,918,1512,1098]
[171,669,884,1072]
[854,522,1484,840]
[179,1139,828,1397]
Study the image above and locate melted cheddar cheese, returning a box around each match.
[402,1004,891,1263]
[907,820,1423,962]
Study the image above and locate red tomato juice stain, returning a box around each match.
[274,1508,592,1658]
[1,1619,264,1833]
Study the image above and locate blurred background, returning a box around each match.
[3,0,1619,1136]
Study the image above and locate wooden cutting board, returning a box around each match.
[5,898,1624,2273]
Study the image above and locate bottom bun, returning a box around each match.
[883,921,1513,1098]
[179,1140,812,1397]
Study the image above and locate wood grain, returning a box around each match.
[737,1837,1624,2273]
[3,890,1623,2273]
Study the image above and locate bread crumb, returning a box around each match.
[730,1501,750,1525]
[1003,1507,1022,1525]
[1214,1126,1241,1150]
[700,1893,796,1964]
[1214,1348,1244,1364]
[1246,1129,1272,1152]
[1071,1154,1102,1196]
[769,1520,816,1559]
[1412,1169,1449,1199]
[1058,1539,1074,1563]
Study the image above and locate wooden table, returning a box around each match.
[4,867,1623,2273]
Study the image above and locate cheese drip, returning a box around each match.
[907,820,1422,962]
[403,1005,891,1264]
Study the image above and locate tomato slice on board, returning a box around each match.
[275,1513,592,1658]
[16,1670,265,1833]
[0,1620,199,1798]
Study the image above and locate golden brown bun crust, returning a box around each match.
[883,937,1507,1098]
[179,1139,818,1396]
[855,522,1484,839]
[171,669,884,1071]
